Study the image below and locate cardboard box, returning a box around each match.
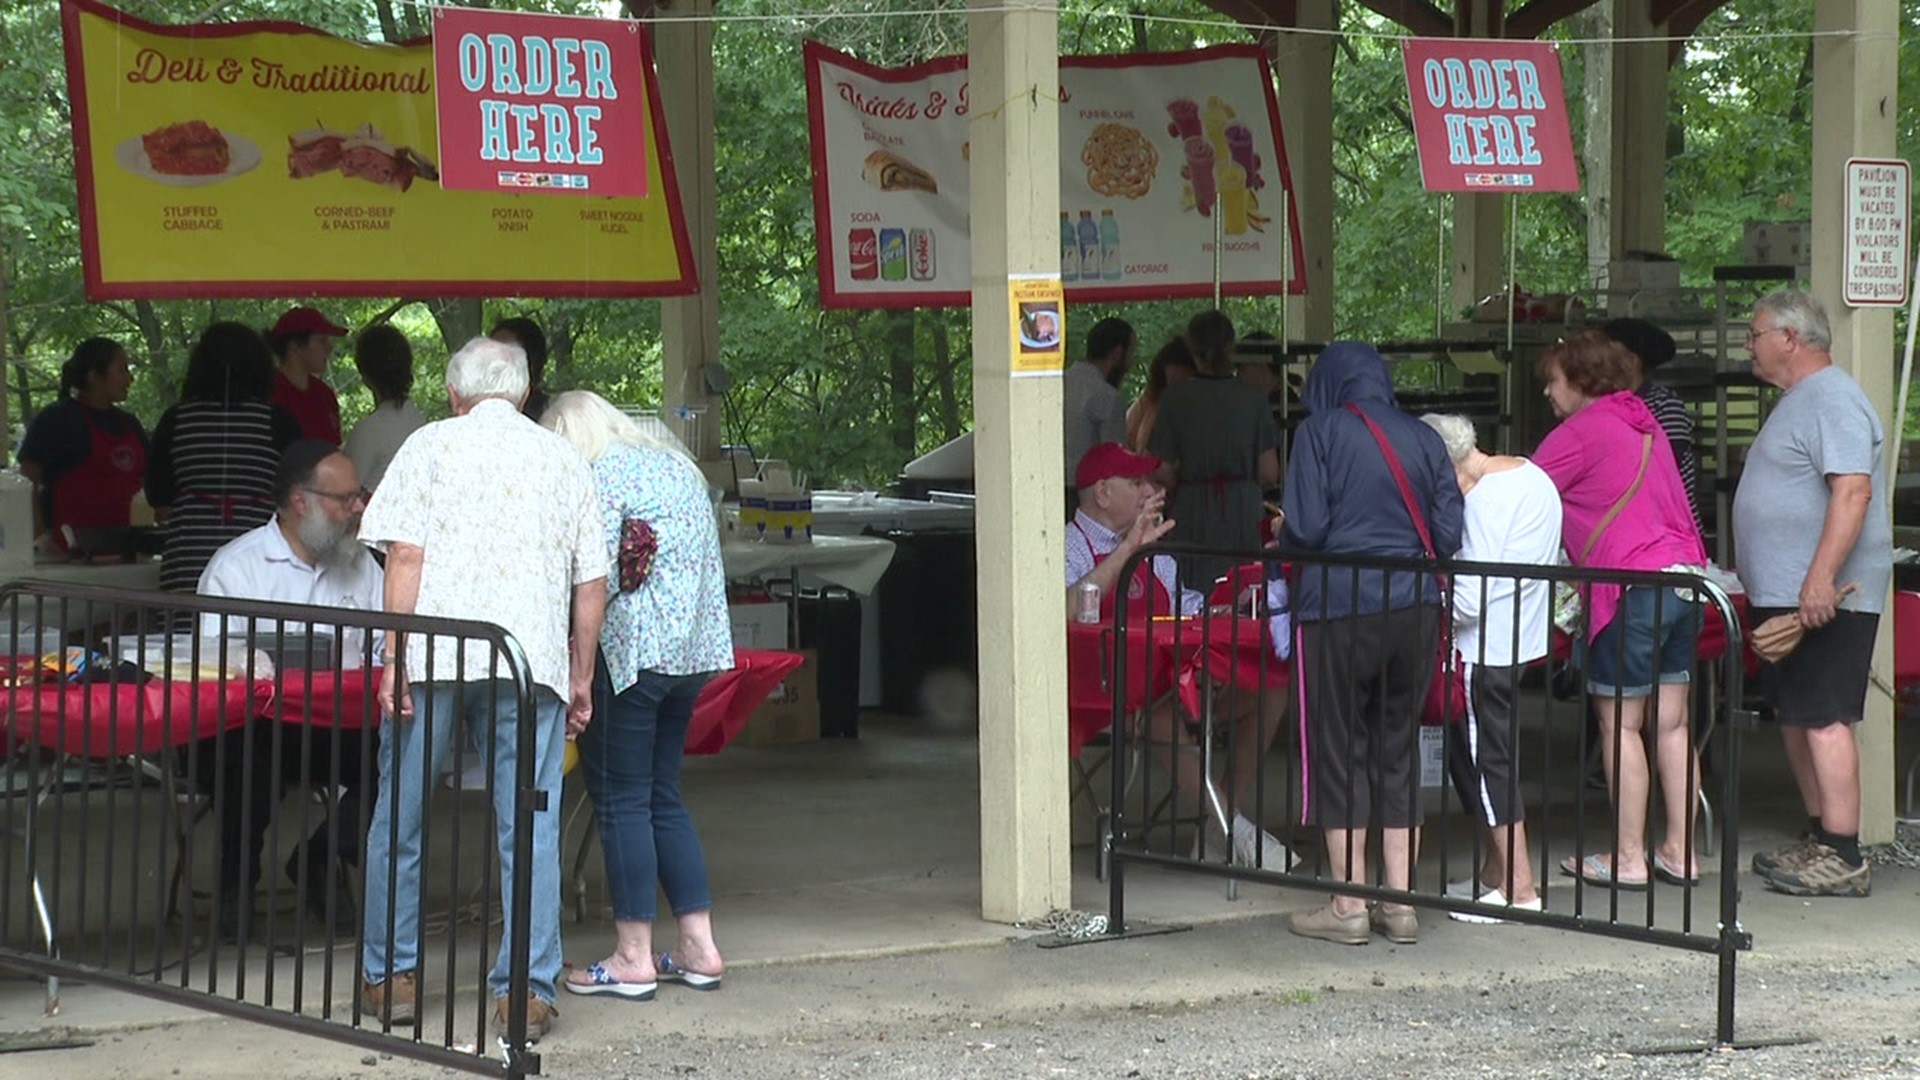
[1607,255,1681,292]
[1740,221,1812,268]
[728,600,790,650]
[738,649,818,747]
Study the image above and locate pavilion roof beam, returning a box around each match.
[1660,0,1735,65]
[1351,0,1451,38]
[1505,0,1604,40]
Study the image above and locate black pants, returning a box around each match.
[188,718,369,899]
[1298,605,1440,830]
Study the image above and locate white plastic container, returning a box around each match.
[0,470,35,574]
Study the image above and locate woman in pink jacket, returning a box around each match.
[1534,331,1707,890]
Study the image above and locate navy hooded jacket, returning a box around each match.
[1281,341,1464,622]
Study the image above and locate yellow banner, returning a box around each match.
[61,0,695,299]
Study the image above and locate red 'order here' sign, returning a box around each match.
[1400,38,1578,194]
[432,7,649,198]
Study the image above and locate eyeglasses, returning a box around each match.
[1745,327,1788,346]
[303,486,368,508]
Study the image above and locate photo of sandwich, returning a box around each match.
[286,123,440,192]
[862,149,937,194]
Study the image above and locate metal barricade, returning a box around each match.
[0,581,550,1078]
[1093,543,1752,1047]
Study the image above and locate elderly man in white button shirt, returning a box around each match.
[195,439,382,943]
[355,337,606,1044]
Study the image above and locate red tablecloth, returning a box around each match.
[1067,616,1288,756]
[265,652,804,757]
[685,649,805,755]
[4,678,270,756]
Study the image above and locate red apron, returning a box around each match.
[49,407,146,541]
[1072,519,1174,622]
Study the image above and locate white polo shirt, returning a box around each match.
[197,517,386,668]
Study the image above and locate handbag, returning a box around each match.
[1343,404,1466,726]
[1554,434,1654,640]
[617,517,659,593]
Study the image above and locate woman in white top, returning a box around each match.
[343,324,425,490]
[1421,413,1563,922]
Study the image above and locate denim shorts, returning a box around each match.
[1583,585,1700,698]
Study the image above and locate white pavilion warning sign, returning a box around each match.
[1843,157,1909,307]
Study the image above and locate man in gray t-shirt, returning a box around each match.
[1062,317,1135,479]
[1730,289,1891,900]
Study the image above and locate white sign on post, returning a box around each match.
[1844,157,1910,307]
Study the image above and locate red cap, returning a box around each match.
[1075,442,1160,490]
[270,306,348,341]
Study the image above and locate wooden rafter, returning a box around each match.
[1663,0,1734,65]
[1351,0,1451,38]
[1196,0,1300,33]
[1506,0,1605,40]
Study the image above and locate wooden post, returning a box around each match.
[1272,0,1335,341]
[1811,0,1900,844]
[656,0,721,461]
[968,0,1070,923]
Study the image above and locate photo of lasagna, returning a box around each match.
[141,121,231,176]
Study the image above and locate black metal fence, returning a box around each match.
[1086,543,1751,1045]
[0,581,548,1078]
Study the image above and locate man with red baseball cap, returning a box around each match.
[1066,442,1291,872]
[269,305,348,445]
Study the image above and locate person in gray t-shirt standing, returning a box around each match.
[1731,288,1893,899]
[1062,318,1136,511]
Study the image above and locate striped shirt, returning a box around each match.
[1639,383,1701,534]
[146,401,300,593]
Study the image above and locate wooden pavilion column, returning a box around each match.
[969,0,1070,922]
[1449,0,1506,311]
[1272,0,1336,340]
[656,0,722,461]
[1607,0,1668,262]
[1811,0,1899,844]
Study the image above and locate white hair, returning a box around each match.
[1755,288,1833,351]
[1420,413,1477,464]
[542,390,704,480]
[446,336,529,405]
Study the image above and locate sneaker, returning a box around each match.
[1763,846,1870,898]
[1231,825,1293,872]
[362,971,418,1025]
[1447,885,1544,925]
[494,994,556,1044]
[1287,902,1369,946]
[1370,903,1419,944]
[1751,835,1819,880]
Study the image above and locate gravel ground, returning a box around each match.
[28,938,1920,1080]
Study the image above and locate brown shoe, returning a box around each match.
[1370,903,1419,944]
[361,971,417,1025]
[1763,846,1871,898]
[495,994,557,1044]
[1287,902,1369,946]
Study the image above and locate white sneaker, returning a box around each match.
[1443,877,1483,900]
[1230,822,1293,872]
[1448,885,1543,924]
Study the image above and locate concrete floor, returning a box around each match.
[0,701,1911,1052]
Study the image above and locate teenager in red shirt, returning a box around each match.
[269,305,348,444]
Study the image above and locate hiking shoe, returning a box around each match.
[495,994,557,1044]
[1762,846,1871,898]
[1370,903,1419,944]
[1751,835,1819,879]
[361,971,418,1025]
[1287,902,1369,946]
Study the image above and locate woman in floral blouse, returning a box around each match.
[544,391,733,999]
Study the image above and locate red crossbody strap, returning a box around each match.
[1343,403,1435,559]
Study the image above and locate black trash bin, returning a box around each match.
[769,583,863,738]
[870,527,978,715]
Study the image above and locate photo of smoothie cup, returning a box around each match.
[1203,96,1234,160]
[1183,136,1217,217]
[1166,98,1202,141]
[1224,122,1264,190]
[1219,163,1250,235]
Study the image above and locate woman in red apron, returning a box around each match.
[18,338,148,551]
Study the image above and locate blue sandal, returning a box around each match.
[564,962,657,1000]
[658,953,722,991]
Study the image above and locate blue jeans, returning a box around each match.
[584,665,714,921]
[361,681,565,1004]
[1583,586,1701,698]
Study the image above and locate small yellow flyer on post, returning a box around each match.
[1009,274,1065,377]
[60,0,696,299]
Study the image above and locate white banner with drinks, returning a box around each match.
[804,41,1306,310]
